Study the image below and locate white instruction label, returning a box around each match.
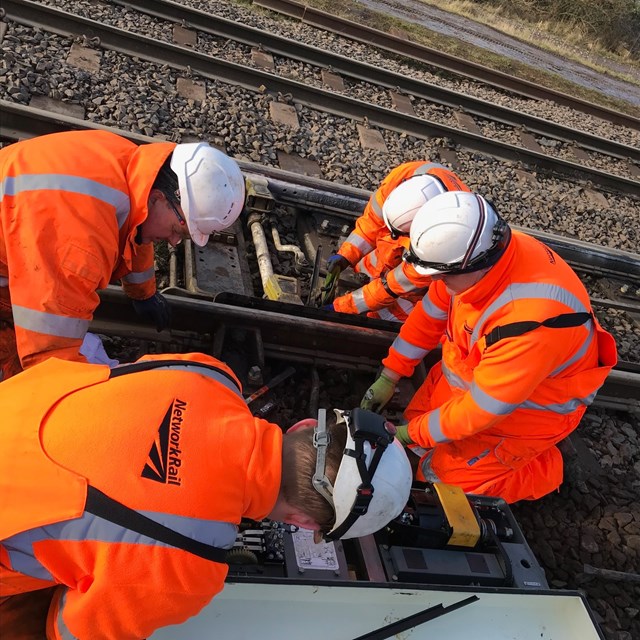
[291,528,339,571]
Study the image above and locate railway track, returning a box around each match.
[253,0,640,130]
[4,0,640,195]
[2,2,640,635]
[2,104,640,410]
[68,0,640,165]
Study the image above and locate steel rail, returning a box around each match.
[110,0,640,163]
[95,286,397,369]
[5,0,640,197]
[253,0,640,131]
[93,288,640,409]
[2,100,640,283]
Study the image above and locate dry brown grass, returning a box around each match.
[417,0,640,86]
[260,0,640,117]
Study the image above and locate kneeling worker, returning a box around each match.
[0,352,411,639]
[324,161,469,322]
[361,191,617,503]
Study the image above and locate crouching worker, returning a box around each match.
[361,191,617,504]
[323,161,469,322]
[0,352,412,640]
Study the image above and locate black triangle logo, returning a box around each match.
[141,403,172,483]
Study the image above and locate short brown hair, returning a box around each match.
[280,416,347,532]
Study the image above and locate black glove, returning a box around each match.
[326,253,350,276]
[132,292,171,332]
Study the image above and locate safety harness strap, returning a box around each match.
[484,312,592,349]
[82,359,241,563]
[84,486,229,562]
[380,275,399,299]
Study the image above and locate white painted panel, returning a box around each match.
[150,582,601,639]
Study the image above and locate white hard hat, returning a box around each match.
[313,408,412,540]
[382,174,447,237]
[170,142,246,246]
[406,191,511,276]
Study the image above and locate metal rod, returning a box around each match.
[309,367,320,416]
[248,215,274,292]
[271,225,307,268]
[245,366,296,405]
[351,595,479,640]
[306,244,323,306]
[583,564,640,583]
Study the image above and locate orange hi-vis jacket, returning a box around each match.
[0,130,175,374]
[382,231,617,503]
[334,161,469,321]
[0,352,282,640]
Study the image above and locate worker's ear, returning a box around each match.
[285,418,317,434]
[285,511,321,532]
[148,188,164,208]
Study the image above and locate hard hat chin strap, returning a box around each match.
[313,408,394,541]
[312,409,335,506]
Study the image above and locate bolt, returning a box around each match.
[247,365,263,385]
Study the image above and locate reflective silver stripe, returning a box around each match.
[442,360,469,390]
[62,509,237,548]
[345,231,374,254]
[351,288,370,313]
[428,408,451,443]
[1,174,130,229]
[57,591,77,640]
[392,268,415,293]
[2,509,237,582]
[376,307,400,322]
[419,449,442,482]
[550,319,594,376]
[2,527,56,582]
[121,266,155,284]
[0,276,8,286]
[395,298,415,314]
[413,162,446,175]
[134,363,243,398]
[421,295,448,321]
[369,190,384,220]
[356,252,377,279]
[408,445,428,457]
[470,282,588,349]
[521,393,596,413]
[391,335,430,361]
[470,381,518,416]
[12,305,89,339]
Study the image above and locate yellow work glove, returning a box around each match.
[360,373,397,412]
[394,423,413,446]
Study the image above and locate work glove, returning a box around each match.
[393,423,413,447]
[321,254,350,305]
[321,303,335,312]
[360,372,397,412]
[132,292,171,332]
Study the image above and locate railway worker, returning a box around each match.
[0,351,412,639]
[322,160,469,322]
[361,191,617,503]
[0,130,245,381]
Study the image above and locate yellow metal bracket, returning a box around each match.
[433,482,481,548]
